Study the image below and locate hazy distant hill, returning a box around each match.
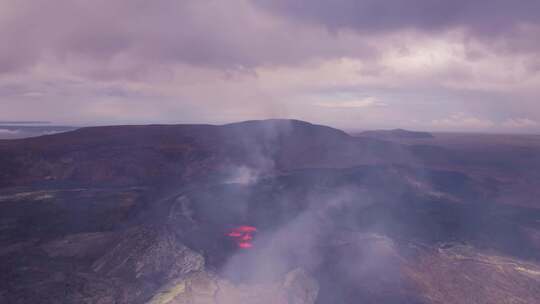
[0,120,407,188]
[358,128,434,139]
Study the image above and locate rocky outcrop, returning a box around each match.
[147,268,319,304]
[92,227,205,282]
[405,243,540,304]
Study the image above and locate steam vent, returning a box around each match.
[1,119,540,304]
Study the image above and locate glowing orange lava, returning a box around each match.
[227,225,257,249]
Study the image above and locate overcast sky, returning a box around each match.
[1,0,539,132]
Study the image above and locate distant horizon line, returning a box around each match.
[1,119,538,136]
[0,121,51,125]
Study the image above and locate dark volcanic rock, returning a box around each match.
[0,119,404,188]
[147,268,319,304]
[1,119,540,304]
[92,227,205,281]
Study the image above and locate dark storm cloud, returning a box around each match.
[254,0,540,35]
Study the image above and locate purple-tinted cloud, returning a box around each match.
[255,0,540,57]
[254,0,540,34]
[0,0,538,132]
[2,0,539,75]
[0,0,375,76]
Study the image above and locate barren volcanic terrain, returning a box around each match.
[1,120,539,303]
